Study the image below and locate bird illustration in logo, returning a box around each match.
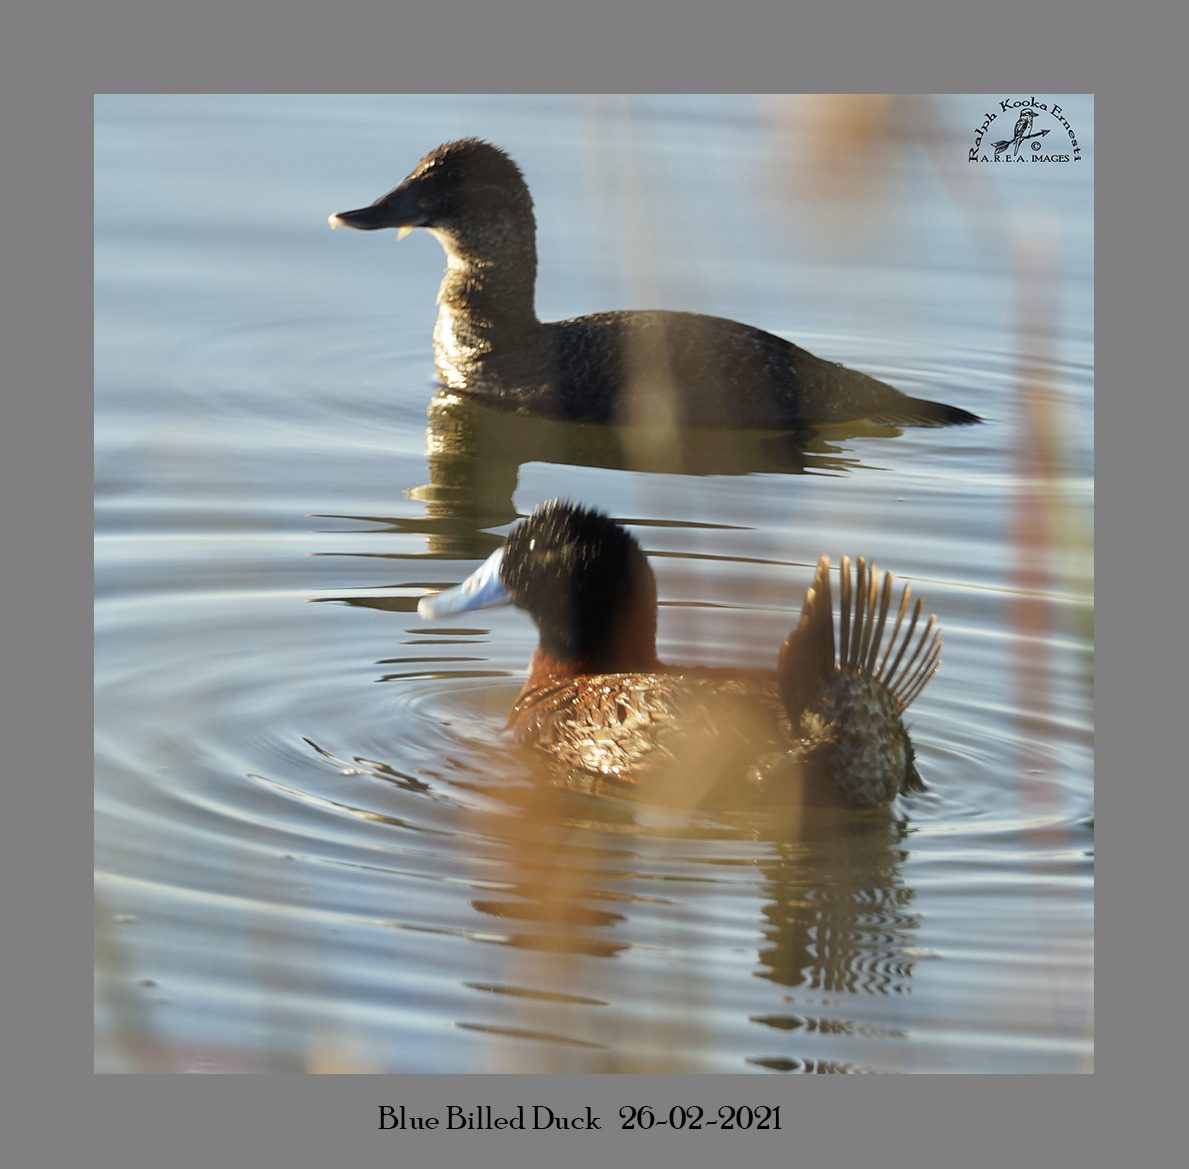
[993,108,1050,158]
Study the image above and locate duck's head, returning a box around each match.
[419,500,659,673]
[329,138,534,260]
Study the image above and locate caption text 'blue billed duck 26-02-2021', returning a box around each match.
[330,138,982,430]
[419,501,942,808]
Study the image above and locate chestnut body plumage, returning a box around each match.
[420,501,941,807]
[331,139,981,430]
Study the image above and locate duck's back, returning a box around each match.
[508,668,790,790]
[461,309,977,429]
[507,665,918,805]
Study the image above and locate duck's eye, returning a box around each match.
[448,166,466,180]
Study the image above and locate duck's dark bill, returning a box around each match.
[419,547,509,620]
[328,190,427,233]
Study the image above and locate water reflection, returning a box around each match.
[410,390,902,557]
[472,790,919,1070]
[319,706,924,1068]
[310,384,902,568]
[752,809,918,996]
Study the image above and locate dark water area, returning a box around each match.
[95,94,1093,1073]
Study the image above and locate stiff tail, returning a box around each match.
[872,394,982,428]
[778,555,942,722]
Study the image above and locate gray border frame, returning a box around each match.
[14,0,1182,1162]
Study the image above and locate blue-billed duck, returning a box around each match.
[418,500,941,806]
[330,138,981,430]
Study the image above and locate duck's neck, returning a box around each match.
[426,223,541,389]
[520,599,662,697]
[517,645,663,709]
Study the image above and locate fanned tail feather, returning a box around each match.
[778,555,835,721]
[844,555,941,711]
[779,554,942,720]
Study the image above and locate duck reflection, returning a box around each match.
[312,385,914,598]
[410,389,910,559]
[472,791,918,986]
[445,778,920,1071]
[315,386,920,575]
[751,807,919,996]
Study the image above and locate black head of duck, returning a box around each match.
[331,139,981,430]
[329,138,536,273]
[420,500,941,807]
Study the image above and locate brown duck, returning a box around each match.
[331,138,981,430]
[419,500,942,806]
